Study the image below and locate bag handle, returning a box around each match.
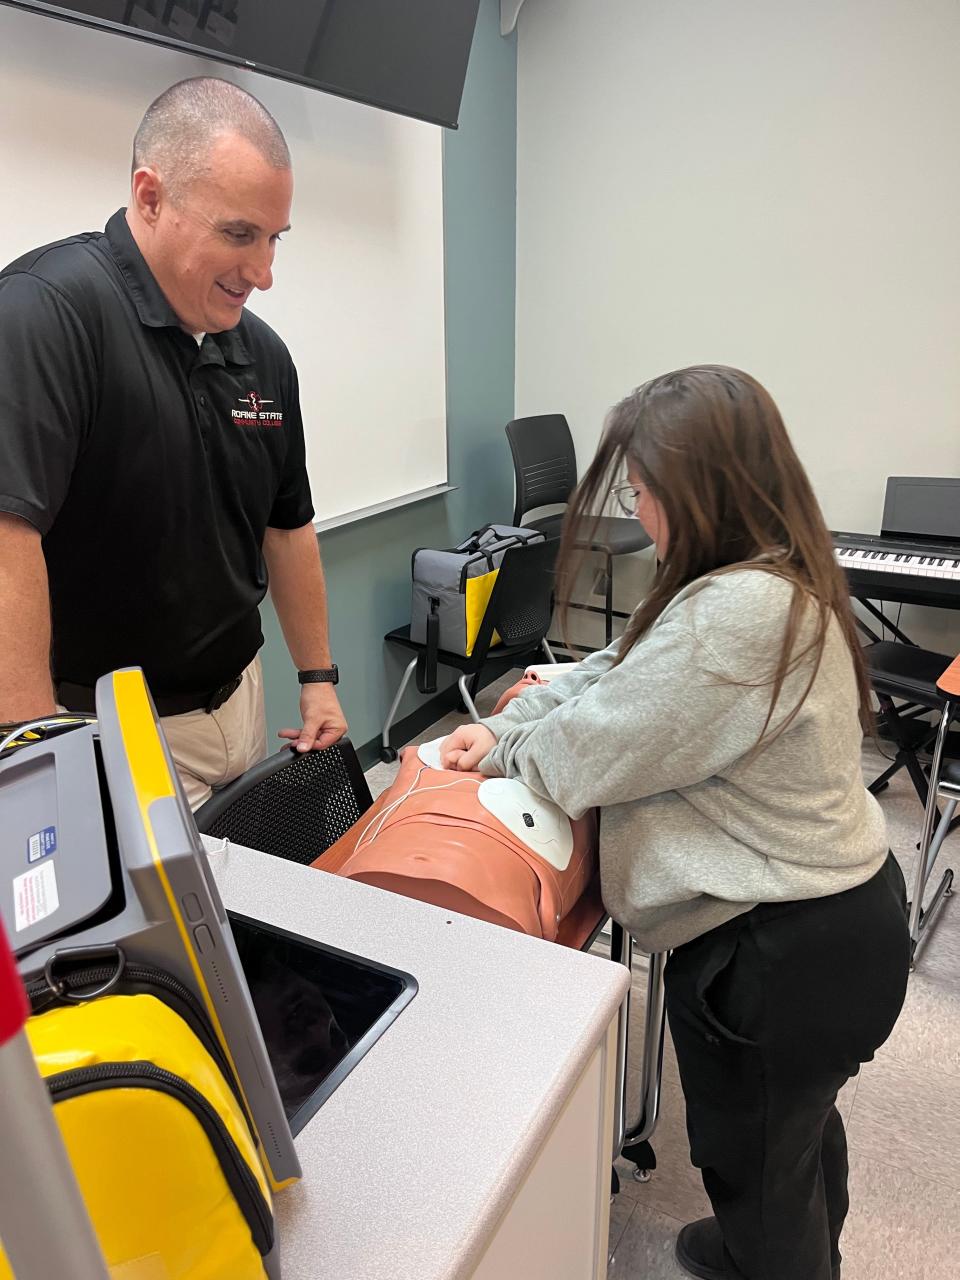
[455,523,499,554]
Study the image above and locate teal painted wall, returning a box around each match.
[259,0,518,749]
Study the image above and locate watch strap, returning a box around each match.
[298,666,339,685]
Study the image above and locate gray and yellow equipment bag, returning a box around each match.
[411,524,546,659]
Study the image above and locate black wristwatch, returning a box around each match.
[298,666,339,686]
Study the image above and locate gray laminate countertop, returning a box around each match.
[205,838,629,1280]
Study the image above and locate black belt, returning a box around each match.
[56,674,243,718]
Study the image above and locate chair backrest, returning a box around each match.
[472,536,560,663]
[194,738,373,865]
[505,415,578,525]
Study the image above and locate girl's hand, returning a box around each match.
[440,724,496,771]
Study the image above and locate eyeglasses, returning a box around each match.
[609,482,641,516]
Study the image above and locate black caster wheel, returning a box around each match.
[623,1139,657,1185]
[379,746,398,763]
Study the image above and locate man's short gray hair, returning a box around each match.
[132,77,290,199]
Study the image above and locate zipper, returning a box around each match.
[25,962,251,1129]
[47,1061,273,1257]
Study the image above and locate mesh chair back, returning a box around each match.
[472,536,559,660]
[505,415,578,525]
[194,739,373,865]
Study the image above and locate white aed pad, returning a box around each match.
[416,737,447,770]
[476,778,574,871]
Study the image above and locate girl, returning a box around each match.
[440,366,910,1280]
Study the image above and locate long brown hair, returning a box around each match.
[558,365,871,745]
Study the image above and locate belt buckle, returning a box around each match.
[205,675,242,714]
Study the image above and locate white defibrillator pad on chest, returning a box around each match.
[476,778,574,871]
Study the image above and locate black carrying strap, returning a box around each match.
[456,525,543,574]
[457,523,540,553]
[456,523,499,553]
[416,597,440,694]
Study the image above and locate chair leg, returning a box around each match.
[909,709,956,965]
[909,810,956,967]
[605,552,614,647]
[458,675,480,723]
[381,657,418,759]
[542,637,558,663]
[904,747,932,810]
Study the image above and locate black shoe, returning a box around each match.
[676,1216,842,1280]
[675,1218,725,1280]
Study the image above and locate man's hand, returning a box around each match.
[440,724,496,772]
[278,683,347,753]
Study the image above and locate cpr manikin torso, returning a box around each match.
[335,736,597,941]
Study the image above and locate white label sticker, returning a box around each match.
[13,860,59,932]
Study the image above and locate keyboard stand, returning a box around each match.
[853,598,919,647]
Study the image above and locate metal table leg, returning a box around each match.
[609,923,667,1185]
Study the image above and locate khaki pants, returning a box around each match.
[160,657,268,810]
[62,657,267,811]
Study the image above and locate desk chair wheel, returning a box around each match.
[379,746,398,764]
[622,1137,656,1183]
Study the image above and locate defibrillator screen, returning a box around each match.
[228,912,417,1134]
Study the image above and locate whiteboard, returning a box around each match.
[0,4,448,525]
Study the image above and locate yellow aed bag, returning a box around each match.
[0,973,274,1280]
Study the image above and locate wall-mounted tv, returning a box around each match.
[0,0,482,129]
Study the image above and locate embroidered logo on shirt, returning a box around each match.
[232,391,283,428]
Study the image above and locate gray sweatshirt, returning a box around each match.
[479,568,888,951]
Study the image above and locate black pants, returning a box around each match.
[665,854,910,1280]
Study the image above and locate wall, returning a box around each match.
[260,0,518,749]
[515,0,960,648]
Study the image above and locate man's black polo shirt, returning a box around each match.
[0,210,314,697]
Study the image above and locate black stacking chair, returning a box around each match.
[380,536,559,762]
[194,738,373,864]
[864,641,957,959]
[505,414,652,647]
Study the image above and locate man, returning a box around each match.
[0,77,346,806]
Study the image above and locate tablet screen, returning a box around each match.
[229,912,417,1134]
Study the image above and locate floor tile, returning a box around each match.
[847,1052,960,1192]
[839,1152,960,1279]
[835,1071,861,1128]
[607,1193,636,1256]
[607,1203,687,1279]
[876,963,960,1076]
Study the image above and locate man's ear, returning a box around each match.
[130,166,164,227]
